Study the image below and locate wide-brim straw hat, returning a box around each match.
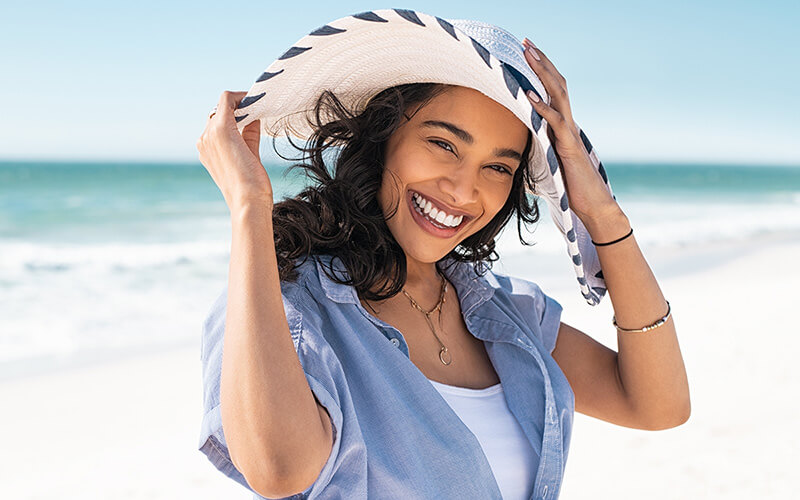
[233,8,614,305]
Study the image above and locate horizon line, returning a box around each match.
[1,157,799,169]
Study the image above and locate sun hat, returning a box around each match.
[231,7,615,306]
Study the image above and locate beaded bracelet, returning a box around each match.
[613,301,671,333]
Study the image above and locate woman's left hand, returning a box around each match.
[521,38,620,223]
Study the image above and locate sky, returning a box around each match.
[0,0,797,166]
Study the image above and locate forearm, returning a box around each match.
[582,207,691,429]
[221,202,330,489]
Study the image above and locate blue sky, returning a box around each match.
[1,0,797,166]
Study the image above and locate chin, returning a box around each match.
[397,241,453,266]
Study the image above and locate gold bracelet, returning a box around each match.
[613,301,671,333]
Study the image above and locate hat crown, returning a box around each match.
[446,19,544,99]
[229,8,611,306]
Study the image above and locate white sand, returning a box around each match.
[557,236,800,498]
[2,237,798,499]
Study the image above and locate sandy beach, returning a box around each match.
[3,0,797,496]
[2,234,798,499]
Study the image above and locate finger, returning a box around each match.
[522,45,563,98]
[215,90,248,120]
[241,119,262,161]
[526,90,571,135]
[523,39,567,88]
[522,46,575,123]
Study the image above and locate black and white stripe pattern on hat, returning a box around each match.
[232,8,616,306]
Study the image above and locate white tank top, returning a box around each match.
[428,379,538,500]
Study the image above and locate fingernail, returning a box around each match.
[526,45,541,61]
[524,38,538,49]
[526,90,540,102]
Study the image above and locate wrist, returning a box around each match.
[581,208,630,243]
[230,198,274,225]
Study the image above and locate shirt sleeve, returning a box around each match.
[536,285,564,355]
[488,271,564,355]
[198,280,345,499]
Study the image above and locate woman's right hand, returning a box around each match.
[196,91,274,214]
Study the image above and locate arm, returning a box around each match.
[552,208,690,430]
[221,201,333,497]
[518,43,689,431]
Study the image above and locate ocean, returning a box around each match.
[1,159,799,379]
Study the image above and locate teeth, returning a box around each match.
[412,192,465,228]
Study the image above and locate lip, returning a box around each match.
[411,190,475,218]
[407,190,471,238]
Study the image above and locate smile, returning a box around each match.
[406,190,471,238]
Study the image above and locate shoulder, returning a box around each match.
[481,267,556,317]
[481,265,564,354]
[483,266,548,299]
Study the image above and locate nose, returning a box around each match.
[439,162,480,207]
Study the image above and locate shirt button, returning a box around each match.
[390,337,400,347]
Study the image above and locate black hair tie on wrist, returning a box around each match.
[592,227,633,246]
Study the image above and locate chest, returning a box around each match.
[360,295,501,390]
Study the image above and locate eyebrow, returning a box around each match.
[420,120,523,162]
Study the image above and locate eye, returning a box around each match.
[489,164,513,175]
[430,139,455,154]
[429,139,512,176]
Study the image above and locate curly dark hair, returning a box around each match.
[267,82,546,301]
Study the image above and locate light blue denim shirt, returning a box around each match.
[199,253,574,499]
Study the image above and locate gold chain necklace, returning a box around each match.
[401,270,452,366]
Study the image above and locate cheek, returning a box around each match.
[377,167,404,218]
[490,186,513,214]
[467,189,512,233]
[380,153,424,204]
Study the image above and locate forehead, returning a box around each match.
[420,86,506,115]
[410,86,529,148]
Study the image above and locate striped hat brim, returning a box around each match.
[233,8,614,306]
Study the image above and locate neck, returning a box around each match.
[401,255,447,310]
[359,255,447,312]
[404,260,440,289]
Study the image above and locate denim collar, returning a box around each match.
[311,253,539,346]
[312,253,497,320]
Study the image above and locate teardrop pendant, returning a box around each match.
[402,270,453,367]
[439,346,452,365]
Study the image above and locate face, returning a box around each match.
[378,85,530,265]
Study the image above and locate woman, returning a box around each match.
[196,9,690,500]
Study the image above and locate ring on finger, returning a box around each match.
[208,106,218,119]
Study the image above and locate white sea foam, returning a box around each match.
[497,196,800,258]
[2,190,800,377]
[0,238,232,374]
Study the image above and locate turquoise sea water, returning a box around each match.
[1,159,799,378]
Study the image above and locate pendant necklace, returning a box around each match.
[401,270,452,366]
